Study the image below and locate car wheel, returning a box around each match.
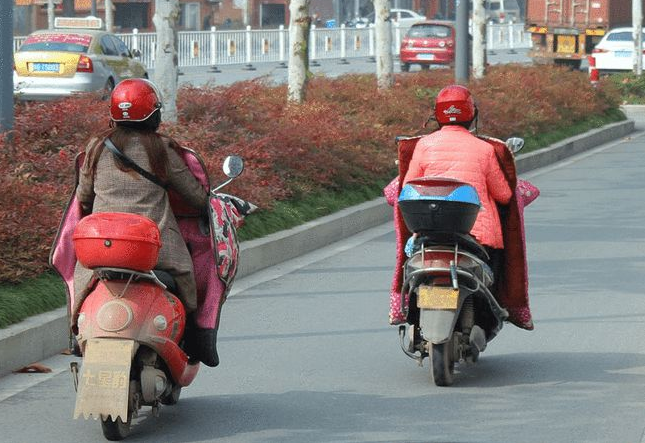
[401,63,410,72]
[102,78,115,100]
[554,59,582,70]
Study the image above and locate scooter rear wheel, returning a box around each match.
[431,338,455,387]
[101,414,132,441]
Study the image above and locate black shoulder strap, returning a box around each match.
[104,137,168,190]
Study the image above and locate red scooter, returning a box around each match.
[51,154,253,440]
[386,136,539,386]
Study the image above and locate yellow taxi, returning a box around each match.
[13,17,148,101]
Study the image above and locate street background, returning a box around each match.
[0,110,643,442]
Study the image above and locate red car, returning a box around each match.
[399,21,456,72]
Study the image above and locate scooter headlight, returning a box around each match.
[96,301,133,332]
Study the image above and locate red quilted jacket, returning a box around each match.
[403,125,512,248]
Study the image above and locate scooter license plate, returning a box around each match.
[417,285,459,310]
[73,339,134,420]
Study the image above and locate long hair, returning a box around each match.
[82,110,175,182]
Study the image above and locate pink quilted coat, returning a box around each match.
[385,133,540,330]
[403,125,512,248]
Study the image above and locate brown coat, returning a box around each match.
[73,134,208,313]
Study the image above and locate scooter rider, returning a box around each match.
[386,84,538,330]
[73,78,208,342]
[403,84,512,261]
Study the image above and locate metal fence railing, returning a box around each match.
[13,23,531,70]
[487,23,532,52]
[13,35,26,52]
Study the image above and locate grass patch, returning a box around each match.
[238,179,393,241]
[0,110,628,329]
[0,271,66,329]
[605,73,645,105]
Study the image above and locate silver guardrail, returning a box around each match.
[13,23,531,70]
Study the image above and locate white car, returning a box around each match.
[485,0,521,24]
[365,9,426,28]
[592,27,645,72]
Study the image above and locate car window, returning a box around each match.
[606,31,644,42]
[111,35,131,57]
[100,35,119,56]
[19,33,91,53]
[400,12,412,19]
[408,25,452,38]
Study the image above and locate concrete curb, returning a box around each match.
[0,117,636,377]
[236,198,393,278]
[516,119,635,174]
[0,307,69,376]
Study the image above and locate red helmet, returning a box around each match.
[434,85,477,125]
[110,78,162,122]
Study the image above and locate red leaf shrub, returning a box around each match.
[0,65,620,283]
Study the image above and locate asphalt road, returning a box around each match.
[1,112,644,442]
[175,48,535,88]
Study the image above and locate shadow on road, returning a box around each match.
[120,351,645,442]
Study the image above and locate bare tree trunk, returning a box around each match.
[287,0,311,104]
[105,0,114,33]
[153,0,180,123]
[372,0,393,90]
[633,0,643,75]
[472,0,486,79]
[243,0,250,26]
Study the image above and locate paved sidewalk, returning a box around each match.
[0,114,637,377]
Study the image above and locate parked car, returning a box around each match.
[399,21,456,72]
[345,16,371,28]
[592,27,645,72]
[14,25,148,101]
[485,0,521,24]
[365,8,427,28]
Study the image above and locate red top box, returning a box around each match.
[73,212,162,272]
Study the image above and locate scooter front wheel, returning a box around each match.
[431,338,455,387]
[160,384,182,405]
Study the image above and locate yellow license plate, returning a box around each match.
[417,285,459,310]
[557,35,576,54]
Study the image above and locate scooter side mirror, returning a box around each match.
[222,155,244,178]
[505,137,525,154]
